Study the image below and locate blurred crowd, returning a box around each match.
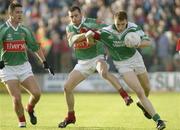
[0,0,180,73]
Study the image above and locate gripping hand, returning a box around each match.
[0,61,5,69]
[43,61,54,75]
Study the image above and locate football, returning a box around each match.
[124,32,141,48]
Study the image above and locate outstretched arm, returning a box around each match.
[67,32,86,47]
[35,47,54,75]
[138,40,151,48]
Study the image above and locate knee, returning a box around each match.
[64,83,73,93]
[100,70,108,79]
[35,91,41,100]
[32,91,41,100]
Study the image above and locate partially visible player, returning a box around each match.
[176,38,180,54]
[86,10,166,130]
[58,6,133,128]
[0,2,54,127]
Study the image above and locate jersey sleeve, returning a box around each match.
[133,25,150,41]
[23,26,40,52]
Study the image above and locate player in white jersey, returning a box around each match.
[86,10,166,130]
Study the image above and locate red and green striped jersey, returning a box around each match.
[99,22,150,61]
[0,20,40,65]
[66,18,107,60]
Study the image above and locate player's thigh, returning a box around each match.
[123,71,144,94]
[21,76,41,96]
[96,59,108,74]
[65,69,86,89]
[137,72,151,95]
[5,80,21,99]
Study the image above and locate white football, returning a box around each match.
[124,32,141,48]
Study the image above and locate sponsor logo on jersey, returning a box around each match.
[3,40,26,52]
[6,34,13,40]
[108,35,113,39]
[74,39,91,49]
[112,40,125,47]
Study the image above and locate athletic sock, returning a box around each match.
[26,104,34,112]
[18,115,26,122]
[152,113,161,122]
[67,111,75,119]
[118,88,129,99]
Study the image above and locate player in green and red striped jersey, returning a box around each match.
[0,2,54,127]
[86,10,166,130]
[58,6,133,128]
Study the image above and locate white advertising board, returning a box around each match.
[41,72,180,92]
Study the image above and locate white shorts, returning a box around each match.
[113,51,147,75]
[0,62,34,82]
[74,55,105,77]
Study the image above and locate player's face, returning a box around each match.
[10,7,23,24]
[68,10,82,26]
[114,19,127,32]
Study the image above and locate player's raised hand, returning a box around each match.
[43,61,54,75]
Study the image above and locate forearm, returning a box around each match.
[69,33,86,47]
[35,47,46,63]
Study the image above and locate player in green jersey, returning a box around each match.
[86,11,166,130]
[58,6,133,128]
[0,2,54,127]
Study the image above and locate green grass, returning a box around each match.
[0,92,180,130]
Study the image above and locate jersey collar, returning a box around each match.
[6,19,21,31]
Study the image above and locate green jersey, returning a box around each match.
[99,22,150,61]
[0,20,40,65]
[66,18,107,60]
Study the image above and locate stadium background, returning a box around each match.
[0,0,180,130]
[0,0,179,92]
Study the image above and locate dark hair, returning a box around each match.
[69,5,81,13]
[114,10,127,21]
[8,2,22,13]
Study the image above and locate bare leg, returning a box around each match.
[5,80,26,127]
[122,71,156,116]
[96,59,133,105]
[21,75,41,125]
[58,70,86,128]
[21,76,41,108]
[64,70,86,112]
[137,72,151,97]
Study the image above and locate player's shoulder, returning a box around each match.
[0,22,9,34]
[102,25,113,30]
[101,25,114,34]
[20,24,33,33]
[127,22,138,28]
[0,22,8,29]
[66,23,74,32]
[85,17,96,22]
[20,24,29,30]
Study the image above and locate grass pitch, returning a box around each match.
[0,92,180,130]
